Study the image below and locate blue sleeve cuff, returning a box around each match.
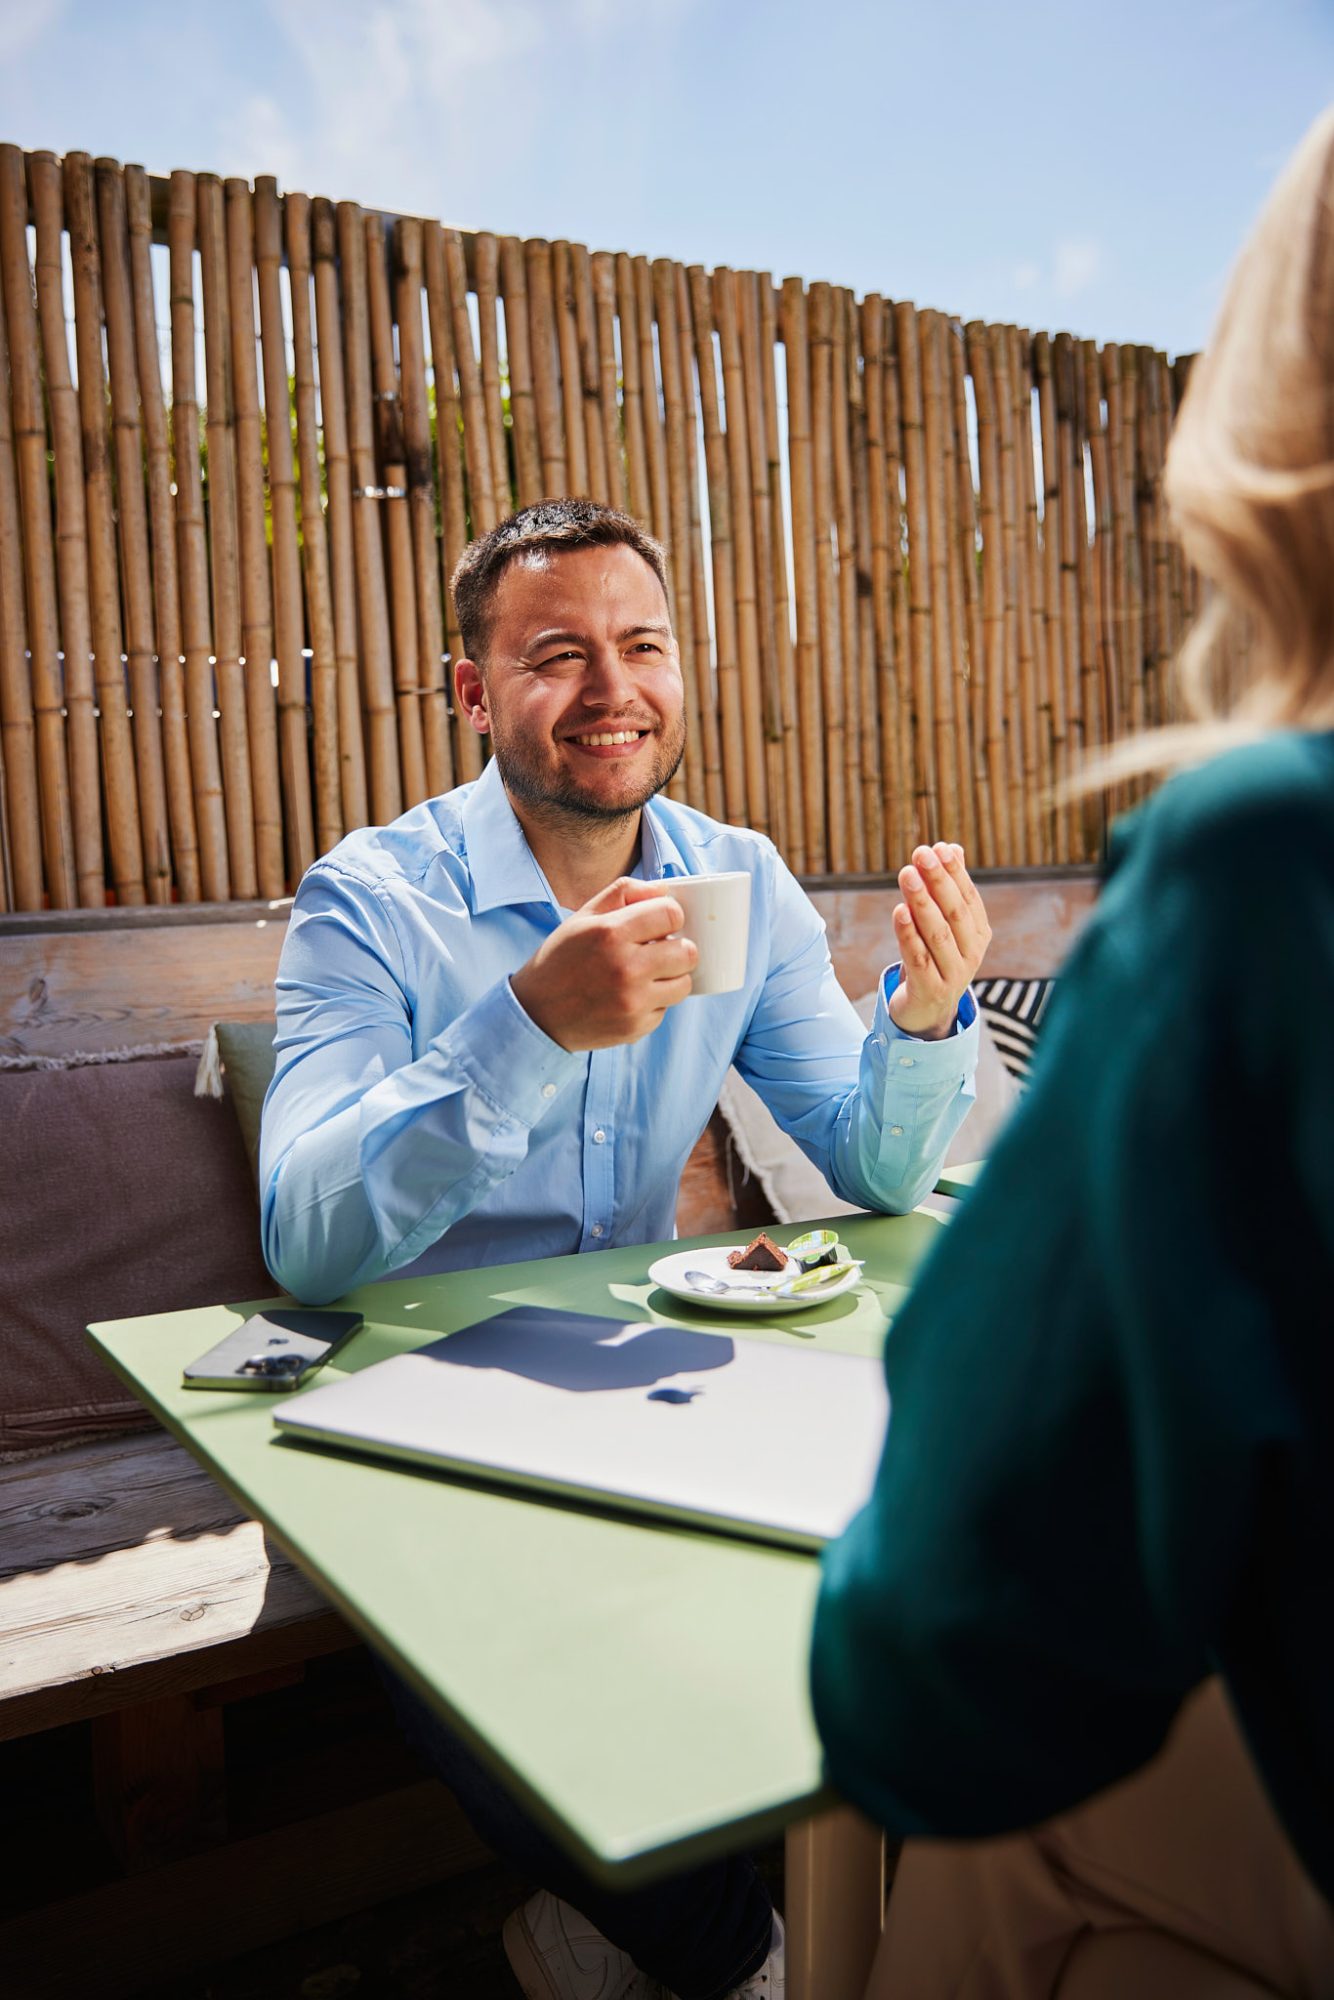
[879,964,978,1043]
[431,975,584,1127]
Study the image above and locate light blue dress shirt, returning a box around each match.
[260,760,979,1303]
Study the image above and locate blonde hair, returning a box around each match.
[1080,105,1334,789]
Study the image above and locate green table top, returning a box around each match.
[933,1157,986,1198]
[88,1208,944,1886]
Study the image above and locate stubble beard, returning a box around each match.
[490,715,688,829]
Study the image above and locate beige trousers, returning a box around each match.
[867,1681,1334,2000]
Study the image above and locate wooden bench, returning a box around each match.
[0,869,1098,1993]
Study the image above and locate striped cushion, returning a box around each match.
[973,977,1056,1083]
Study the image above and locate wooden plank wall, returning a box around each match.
[0,875,1098,1061]
[0,144,1199,917]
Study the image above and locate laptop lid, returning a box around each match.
[272,1305,889,1551]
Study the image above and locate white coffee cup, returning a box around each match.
[667,872,752,996]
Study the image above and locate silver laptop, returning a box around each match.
[272,1305,889,1551]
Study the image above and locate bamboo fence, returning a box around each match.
[0,145,1205,913]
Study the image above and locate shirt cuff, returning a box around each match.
[431,975,584,1127]
[879,964,978,1042]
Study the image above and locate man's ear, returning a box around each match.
[454,657,490,735]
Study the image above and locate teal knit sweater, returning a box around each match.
[812,732,1334,1905]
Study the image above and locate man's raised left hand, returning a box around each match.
[887,842,991,1042]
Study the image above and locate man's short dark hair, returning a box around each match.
[450,499,670,663]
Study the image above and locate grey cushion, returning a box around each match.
[0,1052,277,1460]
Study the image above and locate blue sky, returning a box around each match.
[1,0,1330,358]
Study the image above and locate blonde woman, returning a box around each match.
[811,107,1334,2000]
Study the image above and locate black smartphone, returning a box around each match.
[182,1308,365,1392]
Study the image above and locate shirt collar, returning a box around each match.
[460,760,556,914]
[460,761,692,913]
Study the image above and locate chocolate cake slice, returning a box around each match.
[726,1231,788,1273]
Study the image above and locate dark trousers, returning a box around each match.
[377,1662,773,1999]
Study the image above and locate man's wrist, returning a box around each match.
[887,987,958,1042]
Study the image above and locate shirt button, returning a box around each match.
[591,1223,604,1238]
[541,1082,557,1099]
[899,1055,914,1068]
[592,1128,606,1144]
[890,1125,904,1137]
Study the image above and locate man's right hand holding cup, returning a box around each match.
[510,879,698,1052]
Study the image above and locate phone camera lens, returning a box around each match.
[241,1351,304,1377]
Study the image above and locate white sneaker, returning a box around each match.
[501,1889,674,1999]
[729,1911,785,1998]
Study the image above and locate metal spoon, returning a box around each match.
[682,1262,862,1300]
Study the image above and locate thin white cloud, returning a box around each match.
[210,0,702,219]
[1053,237,1102,297]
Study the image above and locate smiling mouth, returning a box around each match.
[568,728,651,748]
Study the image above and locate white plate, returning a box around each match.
[647,1244,861,1315]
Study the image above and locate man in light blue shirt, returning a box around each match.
[259,498,991,2000]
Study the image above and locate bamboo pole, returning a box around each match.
[27,150,103,905]
[1102,340,1133,794]
[1052,331,1089,857]
[860,296,902,876]
[286,191,346,852]
[592,252,626,511]
[224,176,285,896]
[741,271,797,862]
[125,163,200,900]
[1071,340,1104,857]
[965,320,1010,864]
[880,307,915,867]
[499,236,543,508]
[846,291,885,871]
[758,275,801,868]
[651,258,698,807]
[1012,329,1049,859]
[689,264,745,825]
[809,284,848,871]
[167,169,230,899]
[311,196,369,831]
[831,288,868,868]
[253,176,316,879]
[442,227,499,542]
[338,200,402,824]
[714,267,768,837]
[474,231,511,519]
[895,301,938,850]
[366,211,427,808]
[947,317,986,862]
[552,240,588,499]
[571,243,609,505]
[634,257,671,549]
[394,216,453,799]
[673,261,719,818]
[615,252,652,526]
[97,158,173,902]
[424,221,480,781]
[198,172,260,896]
[1082,338,1115,779]
[780,276,825,869]
[917,311,961,844]
[1119,345,1146,761]
[0,229,43,909]
[524,239,566,497]
[990,326,1029,862]
[1032,333,1069,861]
[0,147,76,907]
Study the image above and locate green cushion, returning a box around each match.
[212,1019,278,1184]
